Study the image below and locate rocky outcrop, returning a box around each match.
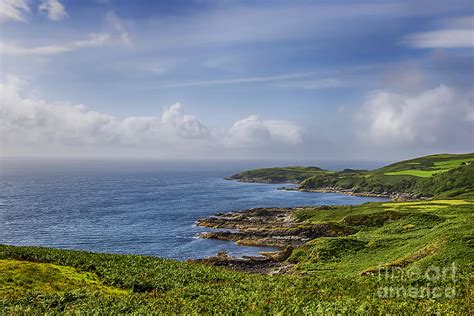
[194,206,360,273]
[197,207,355,248]
[225,177,297,184]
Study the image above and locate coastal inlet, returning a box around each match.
[193,206,355,274]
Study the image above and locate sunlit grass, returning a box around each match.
[0,259,127,298]
[384,169,447,177]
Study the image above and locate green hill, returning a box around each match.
[229,153,474,198]
[228,166,334,183]
[299,153,474,198]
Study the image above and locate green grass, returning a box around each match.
[290,198,473,277]
[0,259,127,298]
[384,169,447,177]
[299,154,474,197]
[1,197,473,314]
[433,158,474,169]
[384,157,474,177]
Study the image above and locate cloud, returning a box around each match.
[0,33,110,55]
[0,0,29,22]
[39,0,67,21]
[226,115,303,147]
[0,76,303,157]
[105,11,130,45]
[404,16,474,48]
[160,72,317,88]
[357,85,474,148]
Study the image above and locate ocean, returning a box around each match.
[0,159,388,260]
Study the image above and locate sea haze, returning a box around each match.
[0,159,388,260]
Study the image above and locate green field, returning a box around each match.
[2,196,473,314]
[384,169,447,177]
[384,157,474,177]
[298,153,474,197]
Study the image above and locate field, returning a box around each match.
[299,153,474,197]
[383,156,474,177]
[384,169,447,177]
[1,197,473,314]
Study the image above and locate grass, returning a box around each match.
[382,155,474,178]
[1,197,473,314]
[433,158,474,169]
[299,154,474,197]
[290,198,473,277]
[0,259,127,298]
[384,169,447,177]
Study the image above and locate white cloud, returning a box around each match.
[226,115,303,147]
[404,16,474,48]
[405,29,474,48]
[0,0,29,22]
[0,77,303,157]
[160,72,317,88]
[358,85,474,146]
[0,33,110,55]
[39,0,67,21]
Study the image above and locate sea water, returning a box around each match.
[0,159,387,260]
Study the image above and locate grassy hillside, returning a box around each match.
[2,196,473,313]
[300,155,474,198]
[374,153,474,177]
[228,166,334,183]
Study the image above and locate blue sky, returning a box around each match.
[1,0,473,160]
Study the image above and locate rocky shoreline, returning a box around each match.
[193,206,354,274]
[224,177,299,184]
[225,177,422,201]
[280,187,421,201]
[196,179,423,273]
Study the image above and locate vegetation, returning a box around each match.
[2,196,473,314]
[298,153,474,197]
[2,153,473,313]
[229,166,334,183]
[229,153,474,197]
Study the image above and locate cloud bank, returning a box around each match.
[0,77,304,158]
[358,85,474,149]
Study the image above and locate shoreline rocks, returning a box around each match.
[194,206,356,274]
[280,187,422,201]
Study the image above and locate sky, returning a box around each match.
[0,0,473,161]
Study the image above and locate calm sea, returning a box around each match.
[0,159,388,260]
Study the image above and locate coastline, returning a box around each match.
[193,178,424,272]
[280,187,421,201]
[225,177,422,201]
[193,205,354,274]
